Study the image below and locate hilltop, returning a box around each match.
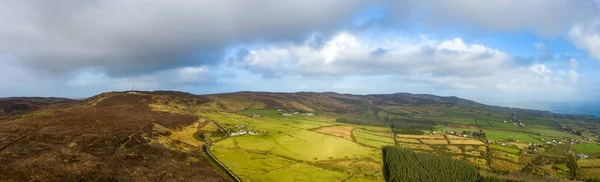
[0,91,226,181]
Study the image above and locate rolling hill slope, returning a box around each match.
[0,90,598,181]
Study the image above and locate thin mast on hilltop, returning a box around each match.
[130,81,136,94]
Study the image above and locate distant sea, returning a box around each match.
[546,103,600,117]
[486,101,600,117]
[506,102,600,117]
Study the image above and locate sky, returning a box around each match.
[1,0,600,112]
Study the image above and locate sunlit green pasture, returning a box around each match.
[208,110,387,181]
[484,130,541,143]
[210,147,295,180]
[530,128,580,139]
[253,163,350,182]
[353,129,395,148]
[489,144,521,155]
[572,144,600,154]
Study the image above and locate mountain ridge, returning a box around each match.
[2,90,597,122]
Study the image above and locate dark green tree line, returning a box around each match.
[383,146,479,182]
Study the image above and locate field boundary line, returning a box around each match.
[350,128,358,143]
[312,128,354,142]
[484,120,493,127]
[340,174,354,182]
[443,134,451,144]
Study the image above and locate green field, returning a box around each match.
[207,108,596,181]
[209,111,385,181]
[530,128,580,138]
[486,121,518,128]
[572,144,600,154]
[489,144,521,155]
[449,118,475,125]
[484,130,541,143]
[543,144,571,158]
[269,130,380,161]
[253,163,349,182]
[210,147,295,178]
[196,94,600,182]
[353,129,395,148]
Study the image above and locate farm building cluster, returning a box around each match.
[278,109,314,116]
[230,124,258,136]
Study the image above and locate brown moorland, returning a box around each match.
[0,91,228,181]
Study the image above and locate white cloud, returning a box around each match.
[231,32,581,94]
[233,33,509,77]
[178,66,210,83]
[569,58,579,68]
[569,69,580,82]
[531,64,552,75]
[569,20,600,59]
[534,43,546,51]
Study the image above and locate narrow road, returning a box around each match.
[186,105,239,182]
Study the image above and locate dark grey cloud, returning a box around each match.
[0,0,363,77]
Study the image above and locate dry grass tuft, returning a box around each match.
[447,145,462,154]
[449,139,485,145]
[446,135,473,140]
[153,119,205,153]
[452,155,464,160]
[396,134,445,139]
[315,125,354,141]
[578,159,600,168]
[467,157,490,169]
[396,138,421,143]
[491,158,524,171]
[421,139,449,145]
[398,143,433,150]
[465,150,482,157]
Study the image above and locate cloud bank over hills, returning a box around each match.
[0,0,599,105]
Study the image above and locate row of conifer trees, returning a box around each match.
[383,146,489,182]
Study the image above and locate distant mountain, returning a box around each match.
[0,97,75,115]
[207,91,598,123]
